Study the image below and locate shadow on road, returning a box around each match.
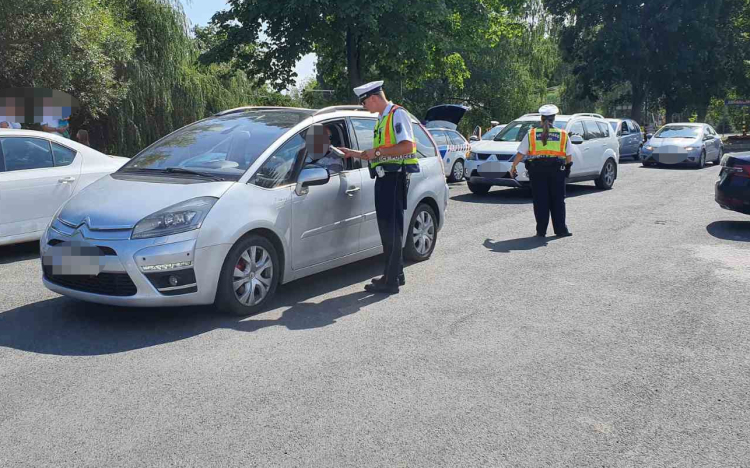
[0,256,390,356]
[706,220,750,242]
[0,241,39,265]
[452,184,601,205]
[482,235,562,253]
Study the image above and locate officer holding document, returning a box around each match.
[339,81,419,294]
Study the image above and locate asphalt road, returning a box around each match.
[1,160,749,467]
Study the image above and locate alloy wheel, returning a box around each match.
[413,210,435,256]
[233,246,273,306]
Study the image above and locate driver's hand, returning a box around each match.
[339,147,357,158]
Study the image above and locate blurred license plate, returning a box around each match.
[42,241,103,276]
[479,162,507,177]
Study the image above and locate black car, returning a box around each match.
[716,152,750,215]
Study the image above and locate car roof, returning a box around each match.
[428,127,460,133]
[0,128,106,154]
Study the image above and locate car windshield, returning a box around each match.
[482,126,503,140]
[120,110,313,181]
[654,126,701,139]
[493,119,567,142]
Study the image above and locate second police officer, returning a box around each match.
[509,104,573,238]
[340,81,420,294]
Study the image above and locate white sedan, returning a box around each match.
[0,129,128,246]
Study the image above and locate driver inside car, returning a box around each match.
[306,125,345,174]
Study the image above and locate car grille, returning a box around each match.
[476,153,514,161]
[43,265,137,296]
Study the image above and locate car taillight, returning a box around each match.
[726,165,750,178]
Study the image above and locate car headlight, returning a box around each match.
[645,145,653,151]
[685,146,696,151]
[468,152,477,160]
[132,197,218,239]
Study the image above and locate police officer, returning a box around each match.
[509,104,573,238]
[340,81,420,294]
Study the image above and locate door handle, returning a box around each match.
[58,177,76,184]
[345,187,361,197]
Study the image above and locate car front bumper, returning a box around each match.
[465,159,528,187]
[40,222,231,307]
[642,149,700,165]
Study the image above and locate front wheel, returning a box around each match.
[467,181,491,195]
[404,203,437,262]
[595,159,616,190]
[447,159,465,183]
[215,234,280,316]
[696,150,706,169]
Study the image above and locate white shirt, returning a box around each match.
[380,102,414,145]
[517,128,573,156]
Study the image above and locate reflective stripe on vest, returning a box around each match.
[528,127,567,159]
[371,104,418,168]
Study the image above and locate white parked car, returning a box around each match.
[0,129,128,246]
[40,106,449,315]
[464,113,620,194]
[424,104,471,183]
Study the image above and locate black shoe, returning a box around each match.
[364,283,399,294]
[372,274,405,286]
[556,231,573,238]
[535,232,546,237]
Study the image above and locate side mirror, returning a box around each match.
[646,133,653,140]
[295,166,329,196]
[469,135,479,142]
[570,134,584,145]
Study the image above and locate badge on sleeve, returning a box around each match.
[395,123,403,134]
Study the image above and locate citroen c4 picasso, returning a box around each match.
[41,106,449,315]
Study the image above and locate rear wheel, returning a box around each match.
[405,203,437,262]
[595,158,616,190]
[467,181,491,195]
[215,234,280,316]
[447,159,465,183]
[633,147,642,161]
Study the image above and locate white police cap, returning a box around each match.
[353,80,384,99]
[538,104,560,116]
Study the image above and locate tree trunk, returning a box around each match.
[630,80,645,124]
[346,26,362,104]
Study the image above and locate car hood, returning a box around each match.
[469,140,520,154]
[424,104,468,130]
[58,175,235,229]
[649,137,700,148]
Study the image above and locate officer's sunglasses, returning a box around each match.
[359,94,372,105]
[541,115,554,123]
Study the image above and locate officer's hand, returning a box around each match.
[360,149,376,160]
[510,166,517,178]
[339,148,358,159]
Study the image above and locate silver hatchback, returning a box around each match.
[41,107,449,315]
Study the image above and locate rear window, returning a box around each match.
[415,125,438,159]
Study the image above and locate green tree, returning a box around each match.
[0,0,136,118]
[544,0,746,122]
[204,0,522,101]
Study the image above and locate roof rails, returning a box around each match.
[214,106,314,116]
[313,105,371,116]
[572,113,605,119]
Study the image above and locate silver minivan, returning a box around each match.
[41,106,449,315]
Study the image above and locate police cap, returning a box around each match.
[354,80,384,103]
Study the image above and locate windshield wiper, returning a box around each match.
[162,167,226,181]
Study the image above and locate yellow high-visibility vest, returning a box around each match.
[371,104,419,169]
[528,127,568,160]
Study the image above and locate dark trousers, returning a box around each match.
[529,168,568,235]
[374,171,406,285]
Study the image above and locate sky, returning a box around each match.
[180,0,317,89]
